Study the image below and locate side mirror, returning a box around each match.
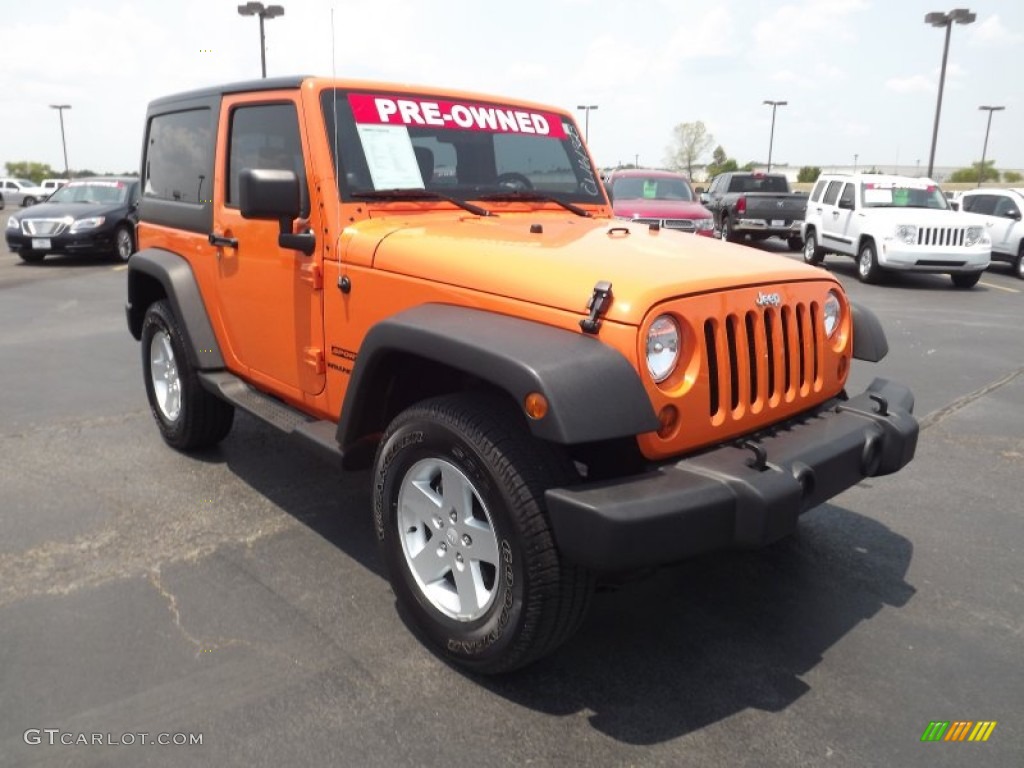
[838,198,854,211]
[1007,208,1021,221]
[239,169,315,255]
[699,192,710,205]
[949,201,960,211]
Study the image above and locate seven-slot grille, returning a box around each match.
[917,227,967,247]
[702,302,821,421]
[632,217,697,232]
[23,219,70,236]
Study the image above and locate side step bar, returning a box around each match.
[198,371,343,465]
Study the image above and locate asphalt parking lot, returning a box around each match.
[1,212,1021,767]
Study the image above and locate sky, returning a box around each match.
[2,0,1022,177]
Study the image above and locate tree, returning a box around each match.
[1005,171,1023,183]
[664,121,714,180]
[949,161,999,183]
[797,166,822,183]
[705,145,739,178]
[4,161,55,184]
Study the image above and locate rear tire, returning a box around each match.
[857,240,881,284]
[720,216,739,243]
[22,196,37,207]
[1014,243,1024,280]
[802,231,825,265]
[141,300,234,450]
[950,271,982,289]
[373,392,593,674]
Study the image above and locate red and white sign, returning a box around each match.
[349,93,566,139]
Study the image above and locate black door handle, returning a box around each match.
[208,233,238,248]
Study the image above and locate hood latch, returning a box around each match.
[580,281,613,334]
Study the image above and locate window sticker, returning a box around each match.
[349,94,566,138]
[863,187,893,205]
[643,180,657,199]
[355,124,424,190]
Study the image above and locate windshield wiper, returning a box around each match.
[478,191,592,218]
[351,188,491,217]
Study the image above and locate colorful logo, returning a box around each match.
[921,721,997,742]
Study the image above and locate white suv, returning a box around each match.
[802,174,991,288]
[956,188,1023,280]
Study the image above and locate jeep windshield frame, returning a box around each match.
[320,89,606,208]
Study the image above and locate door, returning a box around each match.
[211,95,326,398]
[818,180,851,252]
[991,194,1022,255]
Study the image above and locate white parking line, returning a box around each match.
[112,265,128,272]
[979,281,1019,294]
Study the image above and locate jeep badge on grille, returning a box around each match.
[756,292,782,307]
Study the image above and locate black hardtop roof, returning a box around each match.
[146,75,311,109]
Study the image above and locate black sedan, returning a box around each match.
[5,177,140,263]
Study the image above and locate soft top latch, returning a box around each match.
[580,281,613,334]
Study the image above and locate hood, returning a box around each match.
[15,201,126,218]
[612,199,711,220]
[358,214,831,326]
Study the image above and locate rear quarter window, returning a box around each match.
[143,108,214,204]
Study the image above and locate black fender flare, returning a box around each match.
[125,248,224,370]
[337,304,659,447]
[850,302,888,362]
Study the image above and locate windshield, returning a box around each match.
[48,180,131,205]
[612,176,693,201]
[861,181,949,210]
[321,90,604,205]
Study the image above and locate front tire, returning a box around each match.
[857,240,881,284]
[141,300,234,450]
[22,196,37,207]
[803,230,825,265]
[373,393,593,674]
[950,271,982,289]
[114,225,134,262]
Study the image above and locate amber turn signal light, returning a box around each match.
[523,392,549,420]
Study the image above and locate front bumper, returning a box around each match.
[877,241,990,273]
[545,378,917,570]
[6,230,116,256]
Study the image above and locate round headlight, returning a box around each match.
[646,315,680,383]
[823,290,842,338]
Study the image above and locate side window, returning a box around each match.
[822,180,842,206]
[838,183,855,208]
[810,180,826,202]
[227,102,308,214]
[993,195,1017,218]
[144,108,213,204]
[965,195,997,216]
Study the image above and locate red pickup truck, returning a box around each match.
[605,169,715,236]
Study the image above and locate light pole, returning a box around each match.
[576,105,598,143]
[925,8,976,179]
[49,104,71,178]
[237,2,285,78]
[976,105,1004,187]
[854,153,859,173]
[763,100,787,173]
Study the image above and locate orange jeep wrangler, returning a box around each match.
[126,76,918,673]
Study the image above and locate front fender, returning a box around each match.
[337,304,659,447]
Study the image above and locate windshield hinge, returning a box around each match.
[580,281,613,334]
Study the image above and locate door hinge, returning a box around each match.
[299,262,323,290]
[304,347,325,375]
